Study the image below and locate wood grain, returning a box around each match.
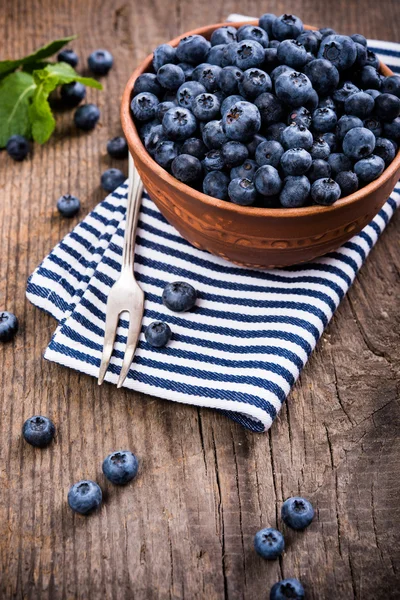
[0,1,399,598]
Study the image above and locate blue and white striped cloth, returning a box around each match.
[26,36,400,433]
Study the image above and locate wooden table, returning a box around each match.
[1,1,399,598]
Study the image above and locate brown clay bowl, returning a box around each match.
[121,21,400,268]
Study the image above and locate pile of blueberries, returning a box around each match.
[131,13,400,208]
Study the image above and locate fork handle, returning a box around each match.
[121,153,144,272]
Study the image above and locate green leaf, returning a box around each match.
[0,72,36,147]
[33,62,102,90]
[0,35,77,78]
[28,88,55,145]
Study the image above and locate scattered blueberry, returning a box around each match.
[107,136,128,159]
[254,527,285,560]
[270,578,305,600]
[60,81,86,108]
[163,281,197,312]
[6,135,30,161]
[74,103,100,130]
[0,311,19,342]
[88,49,113,75]
[282,496,315,529]
[101,168,126,192]
[57,193,80,217]
[22,415,55,447]
[103,451,139,484]
[68,480,102,515]
[58,48,78,67]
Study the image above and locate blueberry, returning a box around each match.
[307,159,331,182]
[318,34,356,71]
[363,117,382,138]
[321,132,338,152]
[303,59,338,97]
[259,13,277,37]
[312,107,337,133]
[0,311,19,342]
[237,25,269,48]
[202,149,225,172]
[382,75,400,98]
[162,281,197,312]
[281,496,315,529]
[254,93,284,126]
[228,178,257,205]
[344,91,374,118]
[59,81,86,108]
[383,117,400,142]
[254,165,282,196]
[203,170,229,200]
[176,35,211,65]
[310,138,331,160]
[222,101,261,142]
[22,415,55,447]
[254,527,285,560]
[230,159,258,181]
[335,170,359,196]
[133,73,163,97]
[327,152,353,176]
[220,42,239,67]
[221,141,249,168]
[280,148,312,176]
[247,133,267,156]
[181,137,207,160]
[6,135,30,161]
[311,177,341,205]
[375,93,400,122]
[157,64,185,91]
[192,64,222,92]
[171,154,202,183]
[57,48,78,67]
[374,137,396,166]
[154,140,179,170]
[280,175,310,207]
[277,39,308,69]
[270,64,294,83]
[354,154,385,183]
[139,119,161,146]
[364,88,381,100]
[162,107,197,140]
[101,168,126,192]
[304,88,319,112]
[255,140,284,168]
[281,123,313,150]
[219,66,243,96]
[176,81,206,110]
[266,122,286,143]
[333,81,360,108]
[238,68,271,100]
[320,27,336,38]
[57,193,80,218]
[131,92,159,122]
[287,106,311,128]
[275,70,313,107]
[336,115,363,141]
[297,31,320,54]
[107,136,128,159]
[354,42,368,68]
[365,50,380,69]
[234,41,265,70]
[178,62,195,81]
[211,26,237,46]
[263,48,279,72]
[153,44,176,72]
[207,45,226,67]
[272,14,303,41]
[221,94,245,115]
[192,93,220,121]
[88,49,113,75]
[351,33,367,47]
[103,451,139,484]
[157,101,177,120]
[68,480,102,515]
[318,96,336,110]
[270,578,305,600]
[343,126,375,160]
[359,66,381,90]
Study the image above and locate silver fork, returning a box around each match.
[98,153,144,388]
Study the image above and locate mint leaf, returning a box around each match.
[0,35,77,78]
[29,63,102,144]
[0,72,36,147]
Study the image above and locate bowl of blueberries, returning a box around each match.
[121,13,400,268]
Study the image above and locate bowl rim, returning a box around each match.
[121,20,400,219]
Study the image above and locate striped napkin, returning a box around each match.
[26,35,400,433]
